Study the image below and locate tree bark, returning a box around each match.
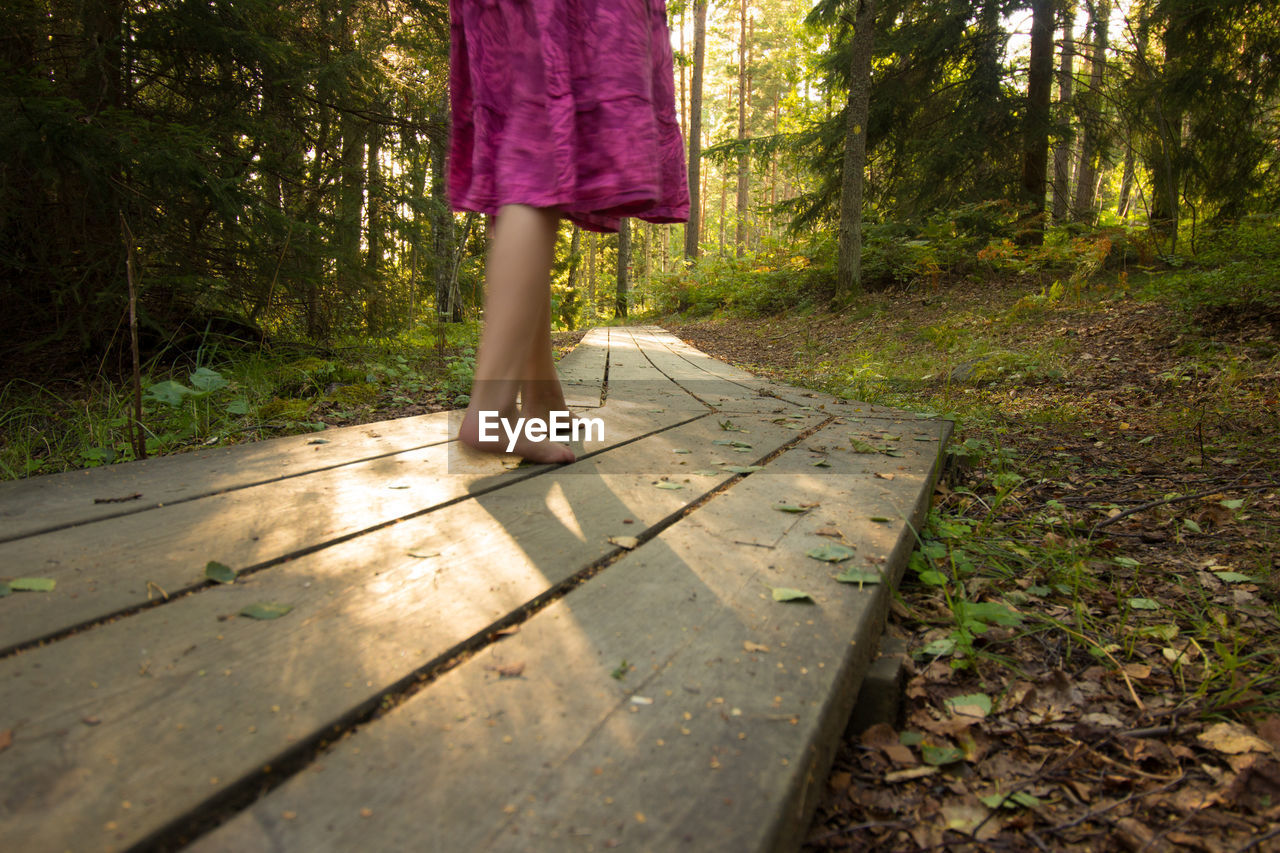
[1072,0,1111,221]
[834,0,877,301]
[615,220,630,319]
[1052,0,1077,220]
[1021,0,1056,242]
[735,1,750,256]
[683,0,707,261]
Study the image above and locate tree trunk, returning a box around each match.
[683,0,707,261]
[615,220,630,319]
[1052,0,1077,220]
[735,1,750,256]
[365,121,383,328]
[1072,0,1111,221]
[1021,0,1055,242]
[587,232,597,317]
[834,0,877,301]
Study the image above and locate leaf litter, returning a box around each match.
[663,301,1280,852]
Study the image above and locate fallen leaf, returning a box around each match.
[875,472,896,480]
[1128,597,1160,610]
[769,587,813,603]
[1213,571,1255,583]
[980,791,1042,810]
[1198,722,1273,755]
[814,527,844,538]
[0,581,9,597]
[885,766,937,783]
[812,459,832,468]
[630,696,654,706]
[743,641,770,653]
[834,568,883,585]
[849,438,878,453]
[806,544,856,562]
[1121,662,1152,679]
[945,693,993,718]
[609,536,640,550]
[921,743,965,766]
[655,481,684,490]
[774,504,809,513]
[0,729,11,751]
[869,516,893,523]
[487,662,525,678]
[721,465,764,474]
[239,602,293,620]
[10,577,56,592]
[204,561,236,585]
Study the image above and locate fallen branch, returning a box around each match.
[1089,481,1279,536]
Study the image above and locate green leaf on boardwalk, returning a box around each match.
[849,438,878,453]
[945,693,993,718]
[672,448,692,454]
[1213,571,1255,583]
[775,504,809,513]
[769,587,813,603]
[806,544,856,563]
[921,744,964,766]
[722,465,764,474]
[1128,597,1160,610]
[869,516,893,523]
[656,481,685,490]
[834,568,883,585]
[240,602,293,620]
[10,577,56,592]
[884,450,906,458]
[692,469,721,476]
[204,561,237,584]
[0,581,9,597]
[812,459,832,468]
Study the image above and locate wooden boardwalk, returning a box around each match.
[0,327,951,852]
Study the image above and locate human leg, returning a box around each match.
[458,205,575,463]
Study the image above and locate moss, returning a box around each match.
[322,382,380,408]
[272,358,339,397]
[256,398,313,421]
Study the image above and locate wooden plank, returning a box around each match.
[0,410,828,853]
[0,412,452,544]
[186,416,950,853]
[556,327,609,408]
[0,403,701,652]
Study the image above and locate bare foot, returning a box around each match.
[458,407,576,464]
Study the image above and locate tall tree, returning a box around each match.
[684,0,707,260]
[1052,0,1078,220]
[615,220,631,318]
[1021,0,1056,241]
[834,0,877,300]
[1072,0,1111,221]
[735,1,751,255]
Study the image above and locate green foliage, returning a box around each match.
[646,240,833,317]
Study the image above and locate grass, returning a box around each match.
[0,320,482,481]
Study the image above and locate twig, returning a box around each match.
[1236,824,1280,852]
[1089,481,1278,536]
[1044,774,1184,836]
[120,212,146,461]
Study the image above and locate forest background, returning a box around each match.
[0,0,1276,469]
[3,2,1280,847]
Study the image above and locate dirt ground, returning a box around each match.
[662,281,1280,852]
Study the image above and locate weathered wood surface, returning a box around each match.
[0,327,950,853]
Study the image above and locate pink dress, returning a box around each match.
[448,0,689,233]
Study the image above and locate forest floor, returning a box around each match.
[661,275,1280,852]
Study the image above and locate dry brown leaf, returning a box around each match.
[608,535,640,550]
[0,729,11,752]
[487,662,526,679]
[886,766,937,784]
[1197,721,1273,755]
[1257,715,1280,751]
[743,641,770,654]
[875,472,895,480]
[1121,662,1152,679]
[814,527,844,538]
